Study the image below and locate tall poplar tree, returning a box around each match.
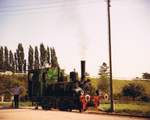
[0,47,4,71]
[28,45,34,70]
[47,46,50,65]
[4,46,9,71]
[23,59,26,73]
[17,43,24,72]
[14,52,18,72]
[50,47,59,68]
[9,50,14,71]
[34,46,39,69]
[40,43,46,67]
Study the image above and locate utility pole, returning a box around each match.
[107,0,114,112]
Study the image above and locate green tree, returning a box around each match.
[28,45,34,70]
[12,58,15,72]
[23,59,26,73]
[0,74,27,97]
[50,47,59,68]
[34,46,39,69]
[14,52,18,72]
[0,46,4,71]
[98,62,109,93]
[122,83,145,100]
[47,46,50,65]
[17,43,24,72]
[4,46,9,71]
[9,50,14,71]
[40,43,46,67]
[142,72,150,79]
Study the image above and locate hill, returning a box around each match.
[90,78,150,96]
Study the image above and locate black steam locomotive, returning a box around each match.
[28,61,93,111]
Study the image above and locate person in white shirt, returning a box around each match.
[11,85,20,108]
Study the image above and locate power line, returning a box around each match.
[0,0,126,15]
[0,0,100,13]
[0,1,101,16]
[0,0,93,8]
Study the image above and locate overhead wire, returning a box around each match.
[0,0,126,16]
[0,0,108,8]
[0,0,102,14]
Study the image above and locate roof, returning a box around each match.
[0,89,13,96]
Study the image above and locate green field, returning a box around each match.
[90,78,150,96]
[113,80,150,95]
[90,78,150,117]
[0,101,32,108]
[100,102,150,117]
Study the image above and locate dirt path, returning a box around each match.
[0,109,149,120]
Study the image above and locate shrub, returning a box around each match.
[139,94,150,102]
[113,93,122,100]
[122,83,145,100]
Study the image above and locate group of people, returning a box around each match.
[74,80,103,111]
[80,90,103,111]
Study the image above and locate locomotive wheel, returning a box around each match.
[42,105,51,110]
[42,105,47,110]
[68,108,72,112]
[59,108,67,111]
[42,106,46,110]
[79,108,82,113]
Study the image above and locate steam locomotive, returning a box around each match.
[28,60,94,111]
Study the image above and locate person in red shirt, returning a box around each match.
[80,91,87,111]
[93,90,102,110]
[93,96,100,110]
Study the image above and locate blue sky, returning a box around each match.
[0,0,150,79]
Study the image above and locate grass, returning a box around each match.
[91,78,150,117]
[0,102,12,107]
[0,101,33,108]
[113,80,150,95]
[99,102,150,117]
[90,78,150,96]
[19,101,33,107]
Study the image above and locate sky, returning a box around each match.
[0,0,150,79]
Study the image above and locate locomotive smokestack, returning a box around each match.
[81,60,85,81]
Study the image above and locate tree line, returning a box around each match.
[0,43,59,73]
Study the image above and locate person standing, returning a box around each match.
[93,90,102,110]
[80,91,87,111]
[12,85,20,109]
